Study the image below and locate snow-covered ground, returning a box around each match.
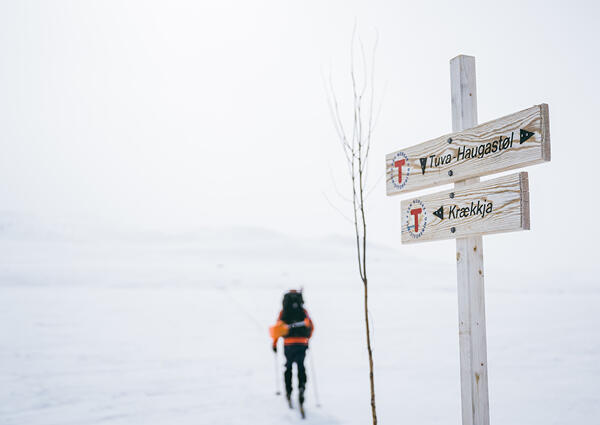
[1,226,599,424]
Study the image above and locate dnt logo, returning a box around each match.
[405,199,427,239]
[391,151,410,190]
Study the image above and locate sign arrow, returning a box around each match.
[419,157,427,175]
[386,105,550,196]
[433,205,444,220]
[519,129,534,144]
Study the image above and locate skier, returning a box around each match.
[270,290,314,417]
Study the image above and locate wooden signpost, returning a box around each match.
[386,55,551,425]
[401,172,530,243]
[386,104,550,195]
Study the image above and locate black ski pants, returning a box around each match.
[284,344,307,394]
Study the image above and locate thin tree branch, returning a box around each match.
[321,192,354,224]
[325,26,380,425]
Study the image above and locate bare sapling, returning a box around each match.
[325,29,381,425]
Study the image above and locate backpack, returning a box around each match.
[281,291,306,324]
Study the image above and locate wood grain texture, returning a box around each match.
[385,104,550,195]
[520,172,530,230]
[451,54,489,425]
[456,234,487,425]
[400,172,529,244]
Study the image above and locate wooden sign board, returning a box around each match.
[386,104,550,195]
[400,172,529,244]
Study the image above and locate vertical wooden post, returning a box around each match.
[450,55,490,425]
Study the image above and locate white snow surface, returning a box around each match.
[1,226,599,424]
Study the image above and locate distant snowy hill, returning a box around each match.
[0,213,450,289]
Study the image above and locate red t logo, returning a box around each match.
[410,208,422,232]
[394,159,406,183]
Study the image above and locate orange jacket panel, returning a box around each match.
[272,309,314,347]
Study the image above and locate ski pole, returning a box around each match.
[308,348,321,407]
[274,351,281,396]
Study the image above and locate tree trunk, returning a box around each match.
[363,277,377,425]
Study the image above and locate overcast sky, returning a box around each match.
[1,0,599,281]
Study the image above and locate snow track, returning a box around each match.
[1,285,599,424]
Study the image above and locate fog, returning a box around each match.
[1,0,599,280]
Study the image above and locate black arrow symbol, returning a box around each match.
[520,129,534,144]
[433,206,444,220]
[419,157,427,175]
